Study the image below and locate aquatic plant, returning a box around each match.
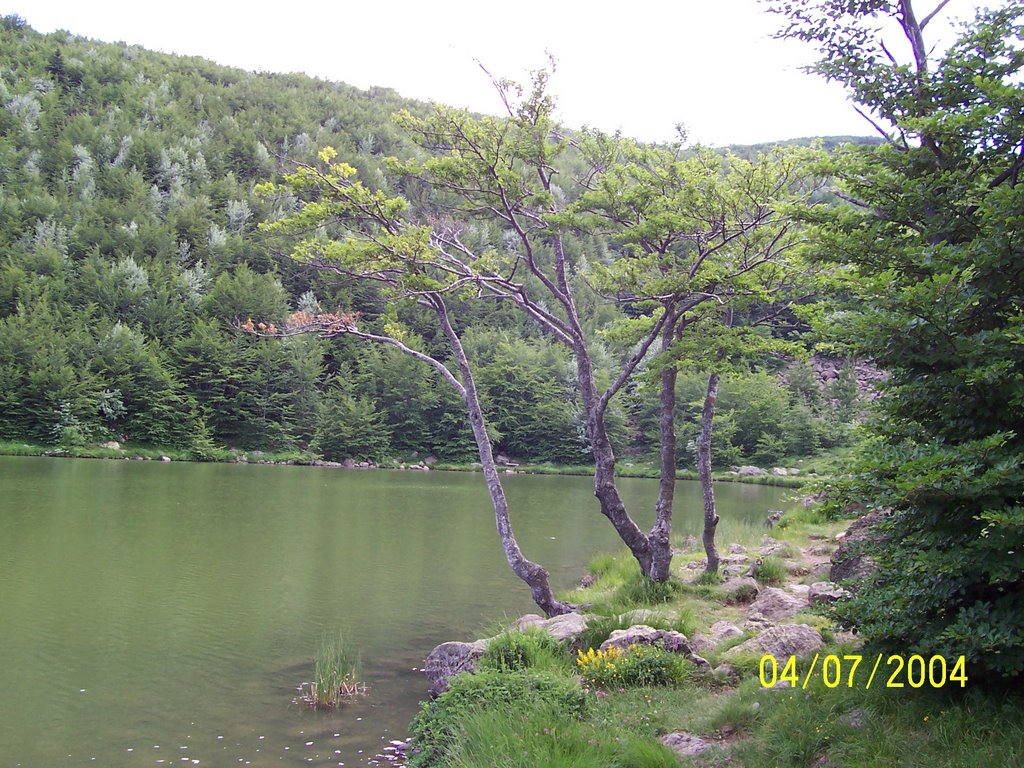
[300,631,365,708]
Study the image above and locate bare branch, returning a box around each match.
[919,0,952,30]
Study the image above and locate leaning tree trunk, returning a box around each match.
[436,300,574,616]
[575,341,656,576]
[699,371,722,574]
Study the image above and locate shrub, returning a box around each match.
[576,644,687,689]
[753,556,787,586]
[613,573,682,607]
[479,628,567,673]
[409,669,586,767]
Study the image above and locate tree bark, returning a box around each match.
[435,299,574,616]
[574,336,654,575]
[649,309,680,582]
[699,371,721,574]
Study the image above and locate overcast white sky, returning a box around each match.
[3,0,988,146]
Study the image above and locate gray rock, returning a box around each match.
[688,634,717,655]
[811,562,832,579]
[101,441,120,450]
[714,663,739,684]
[692,621,743,654]
[809,581,851,605]
[423,639,488,696]
[512,612,590,645]
[772,467,789,476]
[727,543,747,555]
[839,708,865,729]
[600,624,711,672]
[159,455,171,462]
[600,624,690,653]
[747,586,806,622]
[709,621,744,641]
[724,624,824,660]
[737,465,767,476]
[830,509,887,585]
[788,583,811,598]
[661,732,711,757]
[721,576,760,603]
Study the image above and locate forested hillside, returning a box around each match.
[0,15,859,463]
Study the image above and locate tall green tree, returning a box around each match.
[770,0,1024,679]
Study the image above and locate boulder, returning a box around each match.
[727,543,747,555]
[600,624,711,672]
[808,581,851,605]
[830,509,887,585]
[661,732,712,757]
[512,612,590,645]
[691,621,743,654]
[720,576,759,603]
[101,441,120,450]
[723,624,824,660]
[811,562,833,579]
[746,586,805,622]
[737,465,767,476]
[709,621,744,642]
[772,467,789,476]
[713,663,739,684]
[423,639,488,696]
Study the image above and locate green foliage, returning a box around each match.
[408,669,587,767]
[576,644,688,689]
[306,630,363,708]
[478,629,568,674]
[772,1,1024,680]
[312,385,391,462]
[442,702,679,768]
[752,555,787,587]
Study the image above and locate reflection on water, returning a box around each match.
[0,456,792,766]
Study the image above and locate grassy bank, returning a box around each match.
[432,460,811,487]
[0,439,319,465]
[407,506,1024,767]
[0,438,834,487]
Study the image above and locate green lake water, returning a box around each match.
[0,455,793,766]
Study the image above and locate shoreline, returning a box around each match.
[0,440,809,487]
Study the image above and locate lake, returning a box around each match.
[0,456,792,766]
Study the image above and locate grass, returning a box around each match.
[724,679,1024,768]
[752,555,787,586]
[300,631,364,709]
[409,503,1024,768]
[431,459,811,486]
[1,439,831,490]
[0,439,322,465]
[441,702,680,768]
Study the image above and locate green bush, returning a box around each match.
[753,556,787,586]
[409,669,587,767]
[576,644,687,689]
[478,629,567,674]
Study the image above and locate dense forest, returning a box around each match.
[2,5,1023,765]
[0,15,862,465]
